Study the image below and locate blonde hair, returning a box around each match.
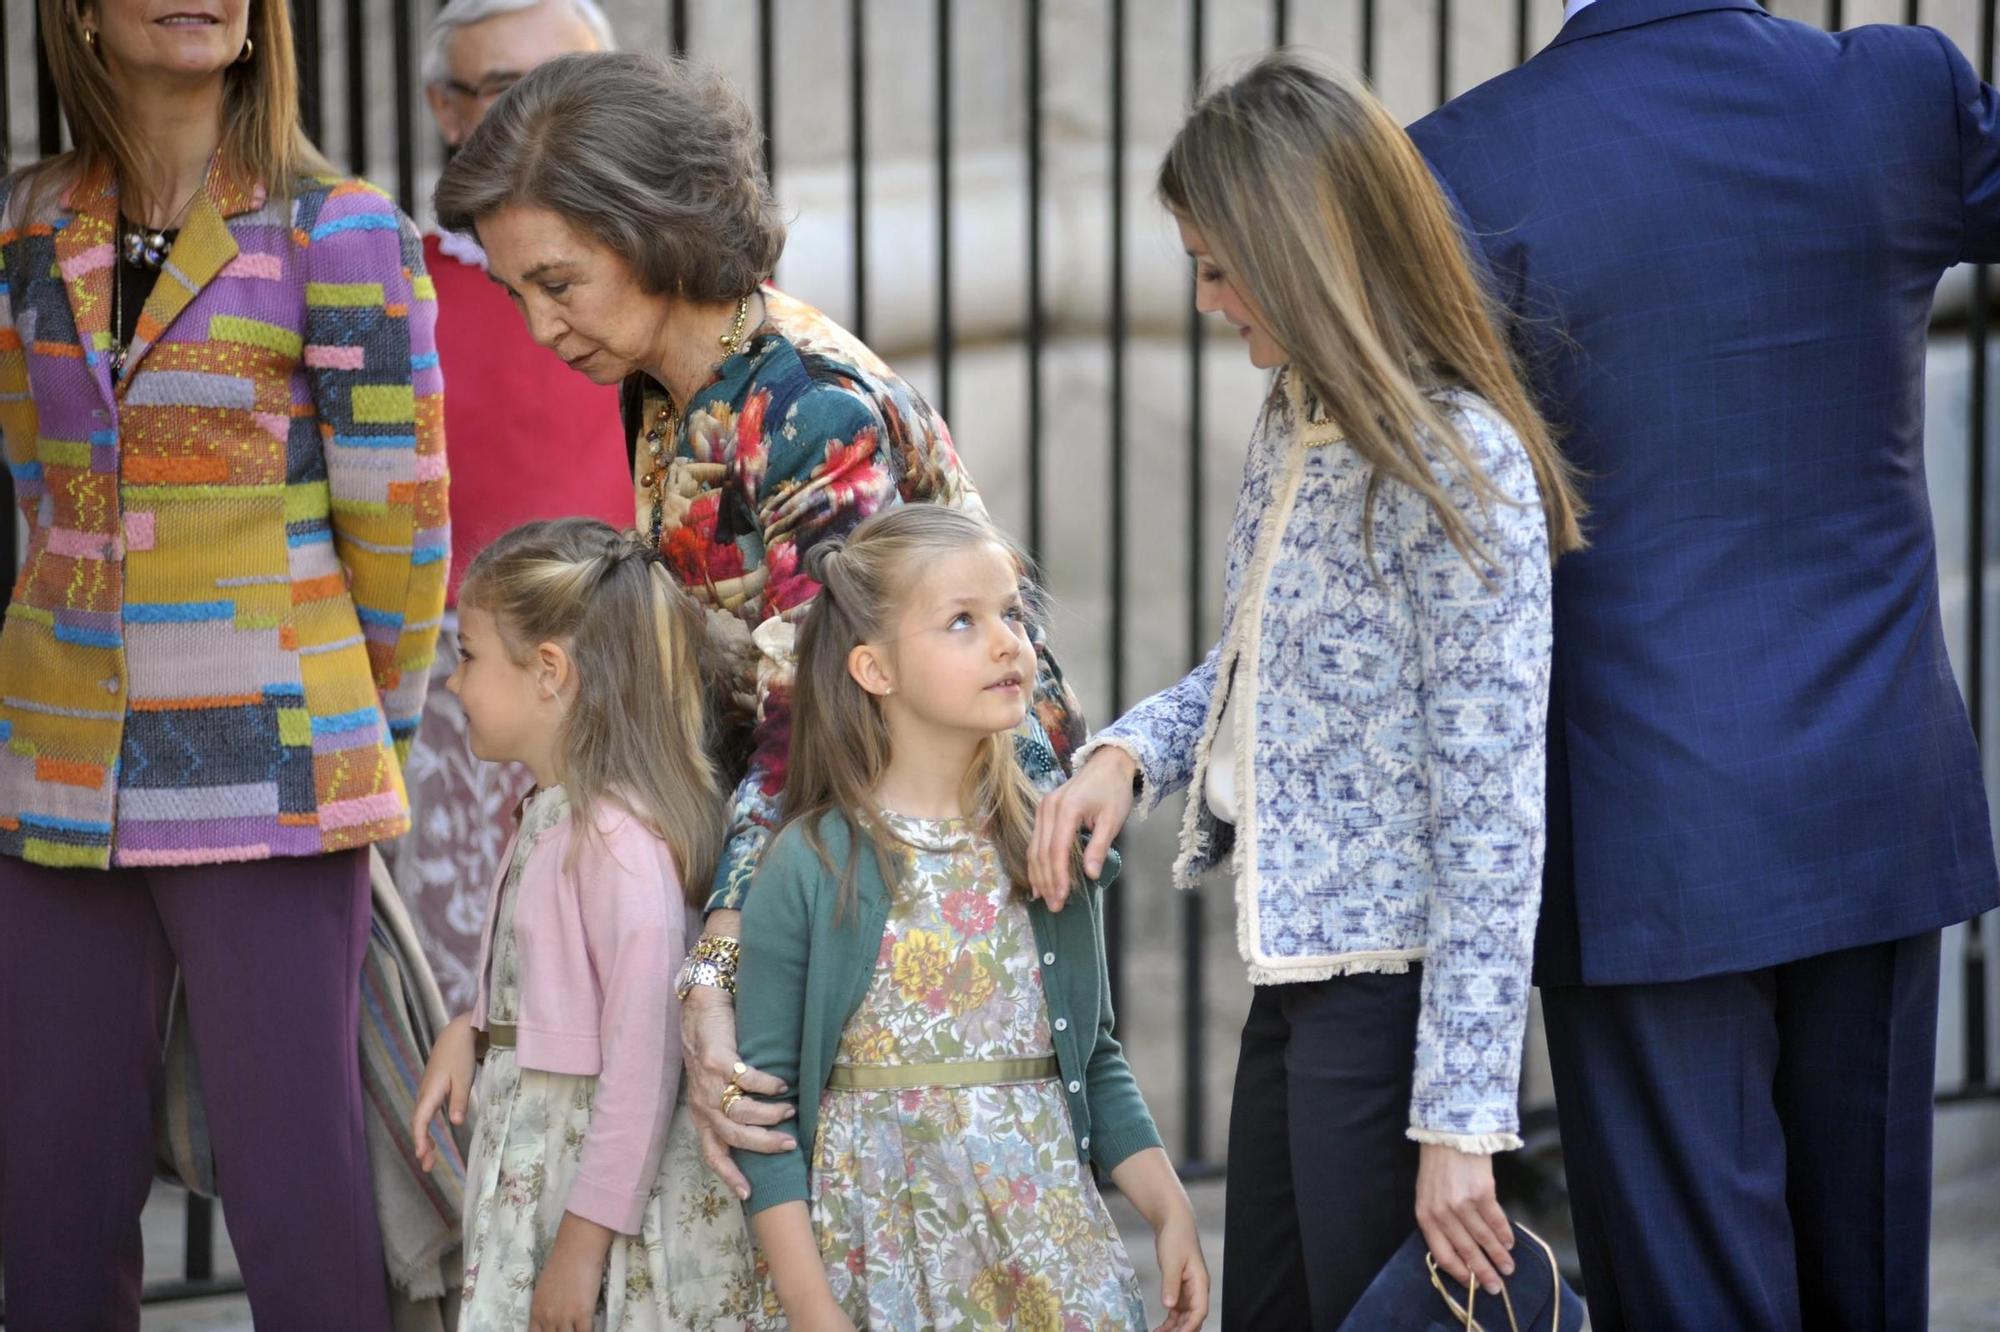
[459,519,725,904]
[30,0,333,215]
[783,506,1064,917]
[1159,50,1584,570]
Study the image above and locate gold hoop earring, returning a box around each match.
[82,27,97,49]
[237,36,254,63]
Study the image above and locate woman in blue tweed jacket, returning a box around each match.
[1031,54,1585,1329]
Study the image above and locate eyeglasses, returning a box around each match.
[440,70,523,104]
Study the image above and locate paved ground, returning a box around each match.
[122,1128,2000,1331]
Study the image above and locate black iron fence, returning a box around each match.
[0,0,1993,1309]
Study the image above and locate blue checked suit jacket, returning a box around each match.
[1411,0,2000,985]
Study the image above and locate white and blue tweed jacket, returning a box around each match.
[1080,370,1552,1151]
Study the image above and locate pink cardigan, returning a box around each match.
[471,796,696,1234]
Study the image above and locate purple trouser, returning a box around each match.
[0,849,391,1331]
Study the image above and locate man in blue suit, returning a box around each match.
[1410,3,2000,1327]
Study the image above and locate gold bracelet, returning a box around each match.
[693,934,741,966]
[675,933,742,1000]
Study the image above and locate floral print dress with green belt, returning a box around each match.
[798,811,1147,1330]
[461,786,771,1331]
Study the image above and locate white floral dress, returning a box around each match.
[462,786,770,1331]
[795,812,1147,1331]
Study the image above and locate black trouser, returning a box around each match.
[1222,967,1424,1330]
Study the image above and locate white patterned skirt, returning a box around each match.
[461,1054,771,1331]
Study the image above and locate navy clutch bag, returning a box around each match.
[1338,1224,1585,1332]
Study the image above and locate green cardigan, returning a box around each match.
[732,811,1163,1216]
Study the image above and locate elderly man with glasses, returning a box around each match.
[395,0,633,1010]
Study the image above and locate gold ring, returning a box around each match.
[731,1061,748,1078]
[719,1084,744,1117]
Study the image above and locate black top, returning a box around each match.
[115,217,177,348]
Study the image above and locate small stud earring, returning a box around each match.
[82,27,98,48]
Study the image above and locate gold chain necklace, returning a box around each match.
[717,292,751,357]
[640,396,682,544]
[641,294,753,543]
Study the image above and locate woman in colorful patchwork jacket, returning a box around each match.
[1030,54,1586,1329]
[0,1,446,1325]
[432,51,1086,1206]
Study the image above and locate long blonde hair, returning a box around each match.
[1159,50,1584,569]
[28,0,333,214]
[783,506,1058,917]
[459,519,725,904]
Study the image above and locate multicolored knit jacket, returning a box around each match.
[0,160,448,870]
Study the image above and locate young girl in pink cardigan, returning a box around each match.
[409,518,766,1330]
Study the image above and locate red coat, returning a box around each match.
[424,233,630,602]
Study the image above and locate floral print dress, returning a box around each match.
[461,786,770,1331]
[800,812,1147,1331]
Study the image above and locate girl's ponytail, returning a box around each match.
[459,519,725,903]
[783,505,1056,913]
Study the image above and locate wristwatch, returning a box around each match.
[675,933,742,1000]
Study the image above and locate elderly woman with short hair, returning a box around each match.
[433,50,1086,1199]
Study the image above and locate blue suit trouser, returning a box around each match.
[1541,931,1941,1332]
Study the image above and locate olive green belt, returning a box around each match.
[825,1056,1058,1091]
[475,1022,517,1061]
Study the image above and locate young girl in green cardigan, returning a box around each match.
[731,506,1208,1331]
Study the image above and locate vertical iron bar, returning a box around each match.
[670,0,689,56]
[183,1195,214,1281]
[1106,0,1127,1003]
[392,0,415,213]
[0,3,9,176]
[36,1,62,157]
[1903,1,1918,24]
[1181,0,1208,1169]
[1026,0,1045,560]
[849,0,867,342]
[345,0,367,178]
[0,10,9,591]
[1,0,11,174]
[1361,0,1376,83]
[1272,0,1287,46]
[758,0,775,188]
[1516,0,1531,66]
[1436,0,1451,106]
[1964,0,1994,1095]
[295,0,323,146]
[1828,0,1843,29]
[935,0,953,421]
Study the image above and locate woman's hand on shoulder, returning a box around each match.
[408,1012,476,1173]
[1029,746,1138,909]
